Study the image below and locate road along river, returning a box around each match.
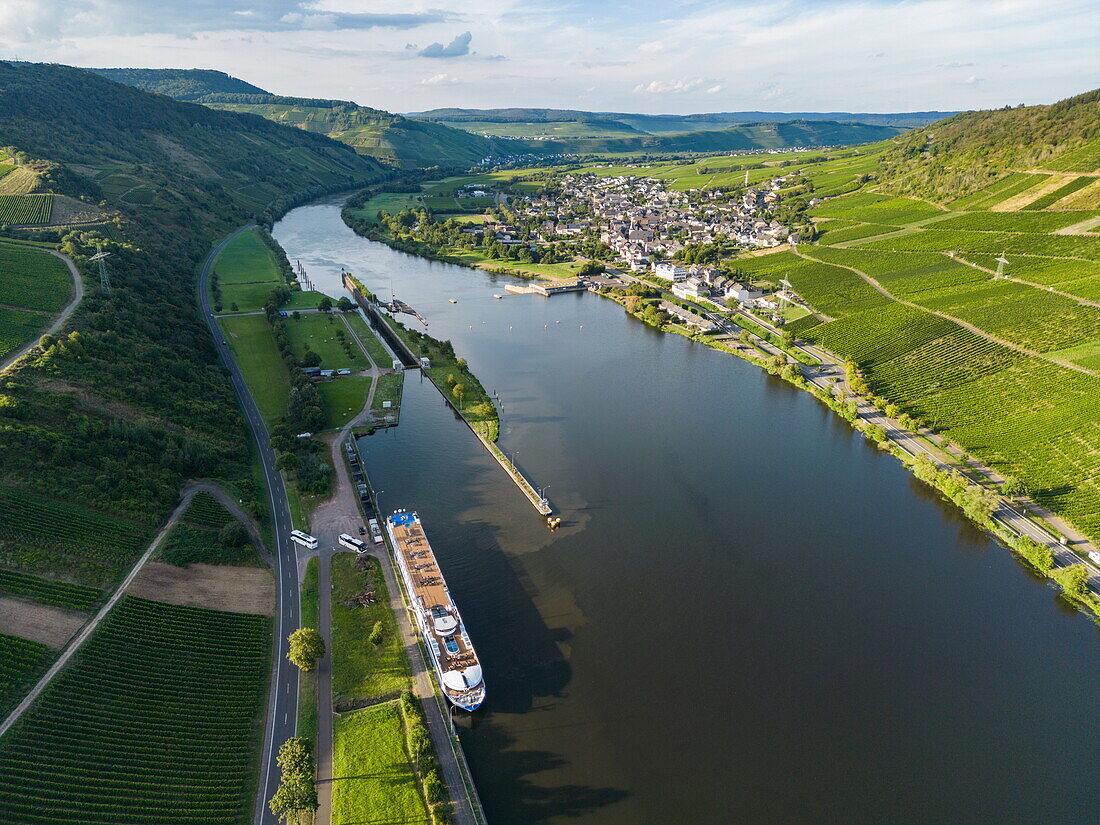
[275,198,1099,825]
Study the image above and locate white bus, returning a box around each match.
[290,530,318,550]
[339,533,367,552]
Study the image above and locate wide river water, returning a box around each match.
[275,199,1099,825]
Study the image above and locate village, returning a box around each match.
[458,171,807,324]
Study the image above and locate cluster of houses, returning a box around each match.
[507,173,794,272]
[652,261,782,309]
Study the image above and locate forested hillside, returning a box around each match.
[874,88,1100,202]
[198,94,491,168]
[0,61,387,587]
[90,67,269,99]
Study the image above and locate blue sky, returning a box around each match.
[2,1,1097,113]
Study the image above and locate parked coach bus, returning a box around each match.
[291,530,318,550]
[339,533,367,552]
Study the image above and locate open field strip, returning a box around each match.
[218,315,290,427]
[331,701,431,825]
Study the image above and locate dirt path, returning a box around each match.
[0,249,84,373]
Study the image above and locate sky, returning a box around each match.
[2,0,1097,114]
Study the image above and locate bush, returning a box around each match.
[218,521,248,548]
[369,620,383,646]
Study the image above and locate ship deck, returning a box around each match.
[389,516,478,674]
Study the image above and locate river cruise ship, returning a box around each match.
[387,510,485,711]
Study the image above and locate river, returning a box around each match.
[274,199,1099,825]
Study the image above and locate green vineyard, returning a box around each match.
[0,306,50,361]
[0,486,155,588]
[0,194,53,225]
[0,568,102,612]
[0,241,72,313]
[183,491,235,528]
[0,633,52,718]
[0,597,271,825]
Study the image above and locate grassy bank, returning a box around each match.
[297,557,319,745]
[331,701,430,825]
[382,314,499,441]
[330,552,412,706]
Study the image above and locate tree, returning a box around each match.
[317,296,332,313]
[287,628,325,671]
[275,453,300,473]
[300,349,321,368]
[578,259,605,276]
[336,296,354,312]
[1002,476,1029,497]
[277,737,314,778]
[269,776,318,822]
[1055,564,1090,601]
[218,521,248,549]
[369,620,383,646]
[452,383,466,407]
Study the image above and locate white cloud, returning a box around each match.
[634,77,710,95]
[1,0,1095,113]
[421,72,459,85]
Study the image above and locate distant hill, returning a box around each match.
[195,94,491,169]
[872,88,1100,202]
[90,67,269,100]
[411,107,958,133]
[523,120,905,156]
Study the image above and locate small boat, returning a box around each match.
[493,294,503,299]
[449,299,458,304]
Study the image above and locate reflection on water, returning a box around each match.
[277,200,1099,825]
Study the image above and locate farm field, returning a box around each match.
[0,194,53,225]
[0,633,52,717]
[282,312,370,372]
[804,247,1100,353]
[0,305,55,361]
[0,568,102,611]
[330,552,411,705]
[318,376,372,429]
[331,701,429,825]
[0,241,72,312]
[0,485,156,588]
[218,314,290,426]
[346,191,424,223]
[212,228,284,312]
[0,596,271,825]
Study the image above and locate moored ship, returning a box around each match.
[387,510,485,711]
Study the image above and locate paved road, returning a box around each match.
[0,248,84,373]
[198,226,301,825]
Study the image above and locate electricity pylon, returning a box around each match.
[88,248,112,293]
